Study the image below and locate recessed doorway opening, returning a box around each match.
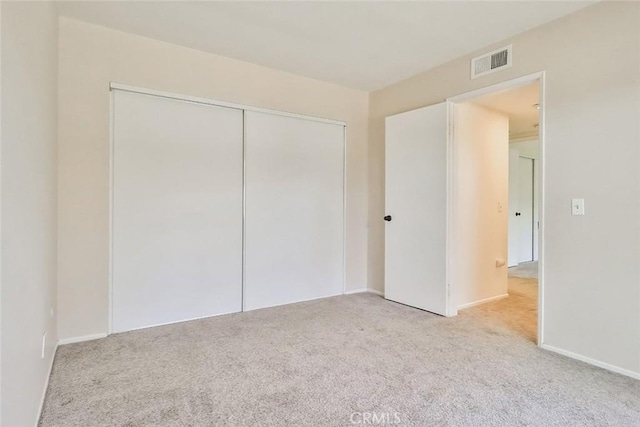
[448,73,544,345]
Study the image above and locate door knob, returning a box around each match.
[384,215,392,222]
[515,212,521,216]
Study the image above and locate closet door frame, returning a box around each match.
[108,83,347,334]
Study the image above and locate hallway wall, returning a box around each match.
[455,103,509,308]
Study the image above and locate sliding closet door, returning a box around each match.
[112,90,243,333]
[244,111,344,311]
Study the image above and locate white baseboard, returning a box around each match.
[120,308,244,333]
[345,288,384,296]
[458,293,508,310]
[36,342,58,427]
[541,344,640,380]
[58,332,108,346]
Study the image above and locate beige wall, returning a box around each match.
[1,2,59,426]
[369,1,640,375]
[57,18,369,341]
[455,103,509,308]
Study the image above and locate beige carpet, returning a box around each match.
[40,288,639,426]
[508,261,538,279]
[469,276,538,343]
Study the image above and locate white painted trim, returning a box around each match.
[366,289,384,297]
[109,83,346,127]
[244,292,344,312]
[241,110,247,312]
[108,88,115,335]
[541,344,640,381]
[342,125,347,296]
[114,310,240,334]
[536,74,547,346]
[447,71,546,346]
[345,288,383,296]
[448,71,545,104]
[445,101,457,317]
[509,134,540,144]
[509,132,538,142]
[58,333,108,346]
[458,293,508,310]
[0,5,3,423]
[35,343,58,427]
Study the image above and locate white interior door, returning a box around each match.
[244,111,344,311]
[517,157,535,262]
[508,148,520,267]
[112,90,243,333]
[384,102,450,316]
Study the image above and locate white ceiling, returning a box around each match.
[58,1,593,91]
[472,81,540,139]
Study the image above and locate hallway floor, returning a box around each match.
[466,274,538,343]
[464,260,539,343]
[508,261,538,279]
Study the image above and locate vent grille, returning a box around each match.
[471,45,512,79]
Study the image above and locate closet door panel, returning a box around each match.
[112,91,243,333]
[244,111,344,310]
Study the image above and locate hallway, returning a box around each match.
[463,262,538,343]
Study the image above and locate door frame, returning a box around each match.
[446,71,546,346]
[108,83,347,335]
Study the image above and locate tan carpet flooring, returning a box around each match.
[469,276,538,344]
[40,277,639,426]
[508,261,539,280]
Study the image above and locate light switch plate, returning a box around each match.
[571,198,585,216]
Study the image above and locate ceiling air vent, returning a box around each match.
[471,45,512,79]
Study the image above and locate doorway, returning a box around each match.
[448,73,543,344]
[382,72,544,343]
[509,154,537,266]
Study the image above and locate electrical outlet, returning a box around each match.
[41,332,46,359]
[571,198,585,216]
[50,307,54,319]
